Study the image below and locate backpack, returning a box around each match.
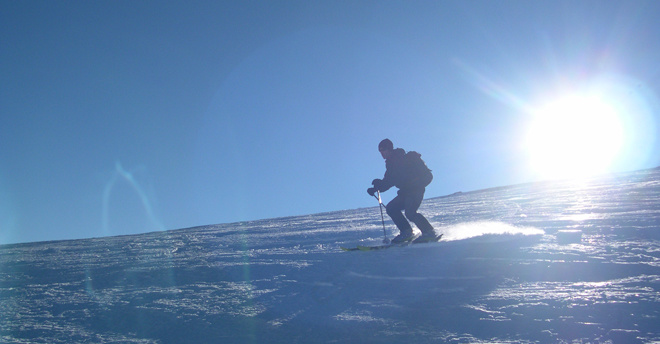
[404,151,433,187]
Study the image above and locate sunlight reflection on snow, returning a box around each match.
[441,221,544,242]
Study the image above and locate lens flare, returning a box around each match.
[102,162,164,236]
[0,174,17,245]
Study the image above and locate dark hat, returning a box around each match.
[378,139,393,151]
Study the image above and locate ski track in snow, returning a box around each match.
[1,168,660,343]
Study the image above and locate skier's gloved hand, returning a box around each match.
[367,187,377,196]
[371,179,384,190]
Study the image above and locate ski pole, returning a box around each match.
[374,191,390,244]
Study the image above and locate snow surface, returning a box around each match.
[2,167,660,343]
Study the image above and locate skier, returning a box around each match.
[367,139,438,243]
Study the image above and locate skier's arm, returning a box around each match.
[372,171,394,193]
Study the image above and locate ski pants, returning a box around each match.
[386,188,434,235]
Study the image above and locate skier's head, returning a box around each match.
[378,139,394,159]
[378,139,393,152]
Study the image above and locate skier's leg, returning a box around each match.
[386,195,413,237]
[404,189,435,234]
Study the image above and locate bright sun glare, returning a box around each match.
[525,94,625,180]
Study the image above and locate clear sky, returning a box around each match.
[2,0,660,245]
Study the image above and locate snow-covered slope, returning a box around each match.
[2,168,660,343]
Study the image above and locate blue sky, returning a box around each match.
[2,0,660,245]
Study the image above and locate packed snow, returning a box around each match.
[1,167,660,343]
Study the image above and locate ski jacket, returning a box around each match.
[375,148,433,192]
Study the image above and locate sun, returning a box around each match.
[525,94,625,180]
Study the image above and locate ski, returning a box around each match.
[340,242,404,251]
[357,242,411,251]
[340,244,404,251]
[413,233,444,244]
[342,234,443,252]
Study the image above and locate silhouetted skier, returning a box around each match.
[367,139,438,243]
